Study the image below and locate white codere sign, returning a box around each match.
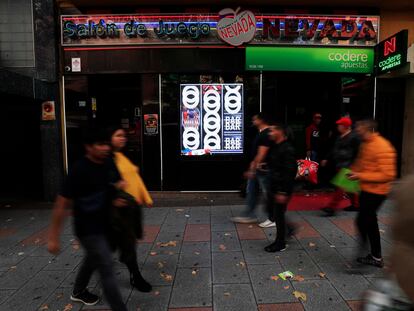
[180,83,244,156]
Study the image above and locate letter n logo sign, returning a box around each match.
[384,37,396,56]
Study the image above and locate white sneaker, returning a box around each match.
[231,216,258,224]
[258,219,276,228]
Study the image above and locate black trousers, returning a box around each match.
[74,235,128,311]
[268,195,291,245]
[357,191,386,258]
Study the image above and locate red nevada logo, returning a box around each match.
[384,36,396,56]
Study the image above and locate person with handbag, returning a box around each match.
[109,127,153,292]
[48,128,128,310]
[321,117,361,216]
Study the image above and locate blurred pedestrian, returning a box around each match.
[348,119,396,268]
[109,127,153,292]
[321,117,360,216]
[232,113,274,227]
[305,112,322,162]
[47,128,128,311]
[391,175,414,303]
[265,124,297,252]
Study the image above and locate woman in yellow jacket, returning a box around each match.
[110,127,153,292]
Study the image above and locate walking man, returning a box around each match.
[232,113,274,227]
[48,128,128,311]
[348,119,396,268]
[321,117,360,216]
[265,124,297,252]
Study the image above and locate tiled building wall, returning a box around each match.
[0,0,35,67]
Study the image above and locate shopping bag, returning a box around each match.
[296,158,319,184]
[331,168,360,193]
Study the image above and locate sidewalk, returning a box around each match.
[0,202,393,311]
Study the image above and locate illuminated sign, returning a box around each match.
[180,84,243,156]
[375,30,408,74]
[61,14,379,46]
[246,47,374,73]
[217,8,256,46]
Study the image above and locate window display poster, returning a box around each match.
[180,83,243,156]
[144,114,159,135]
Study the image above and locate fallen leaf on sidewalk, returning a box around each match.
[158,241,177,247]
[293,290,307,301]
[157,262,165,269]
[176,209,184,212]
[293,275,305,282]
[10,266,16,271]
[219,244,226,251]
[329,245,336,248]
[56,292,64,299]
[34,238,41,244]
[63,304,73,311]
[194,251,200,255]
[160,272,173,282]
[39,304,49,310]
[224,233,232,236]
[17,252,24,256]
[168,251,174,255]
[239,261,246,268]
[284,286,290,290]
[278,271,294,280]
[309,242,316,247]
[192,269,198,275]
[270,276,279,281]
[248,225,253,228]
[150,251,157,256]
[379,229,386,234]
[224,292,231,297]
[319,272,326,278]
[153,291,160,296]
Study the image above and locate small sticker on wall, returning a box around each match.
[71,58,81,72]
[42,101,56,121]
[144,114,159,136]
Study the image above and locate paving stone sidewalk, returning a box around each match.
[0,201,394,311]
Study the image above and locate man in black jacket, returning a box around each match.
[321,117,360,216]
[265,124,297,253]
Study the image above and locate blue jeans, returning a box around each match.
[244,170,272,219]
[74,235,128,311]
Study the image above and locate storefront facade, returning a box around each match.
[60,10,382,191]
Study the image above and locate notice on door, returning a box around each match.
[144,114,159,136]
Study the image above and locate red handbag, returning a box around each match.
[296,158,319,184]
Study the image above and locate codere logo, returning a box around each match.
[328,50,369,69]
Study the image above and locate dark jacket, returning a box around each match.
[329,131,360,169]
[269,140,297,195]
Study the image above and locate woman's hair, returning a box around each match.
[107,125,124,141]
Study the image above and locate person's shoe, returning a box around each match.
[70,290,99,306]
[343,205,359,212]
[264,242,287,253]
[357,254,384,268]
[131,273,152,293]
[258,219,276,228]
[231,216,257,224]
[321,207,336,217]
[287,224,298,238]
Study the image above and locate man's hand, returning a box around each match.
[306,151,312,159]
[347,172,360,181]
[275,193,289,204]
[113,198,128,208]
[48,236,60,255]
